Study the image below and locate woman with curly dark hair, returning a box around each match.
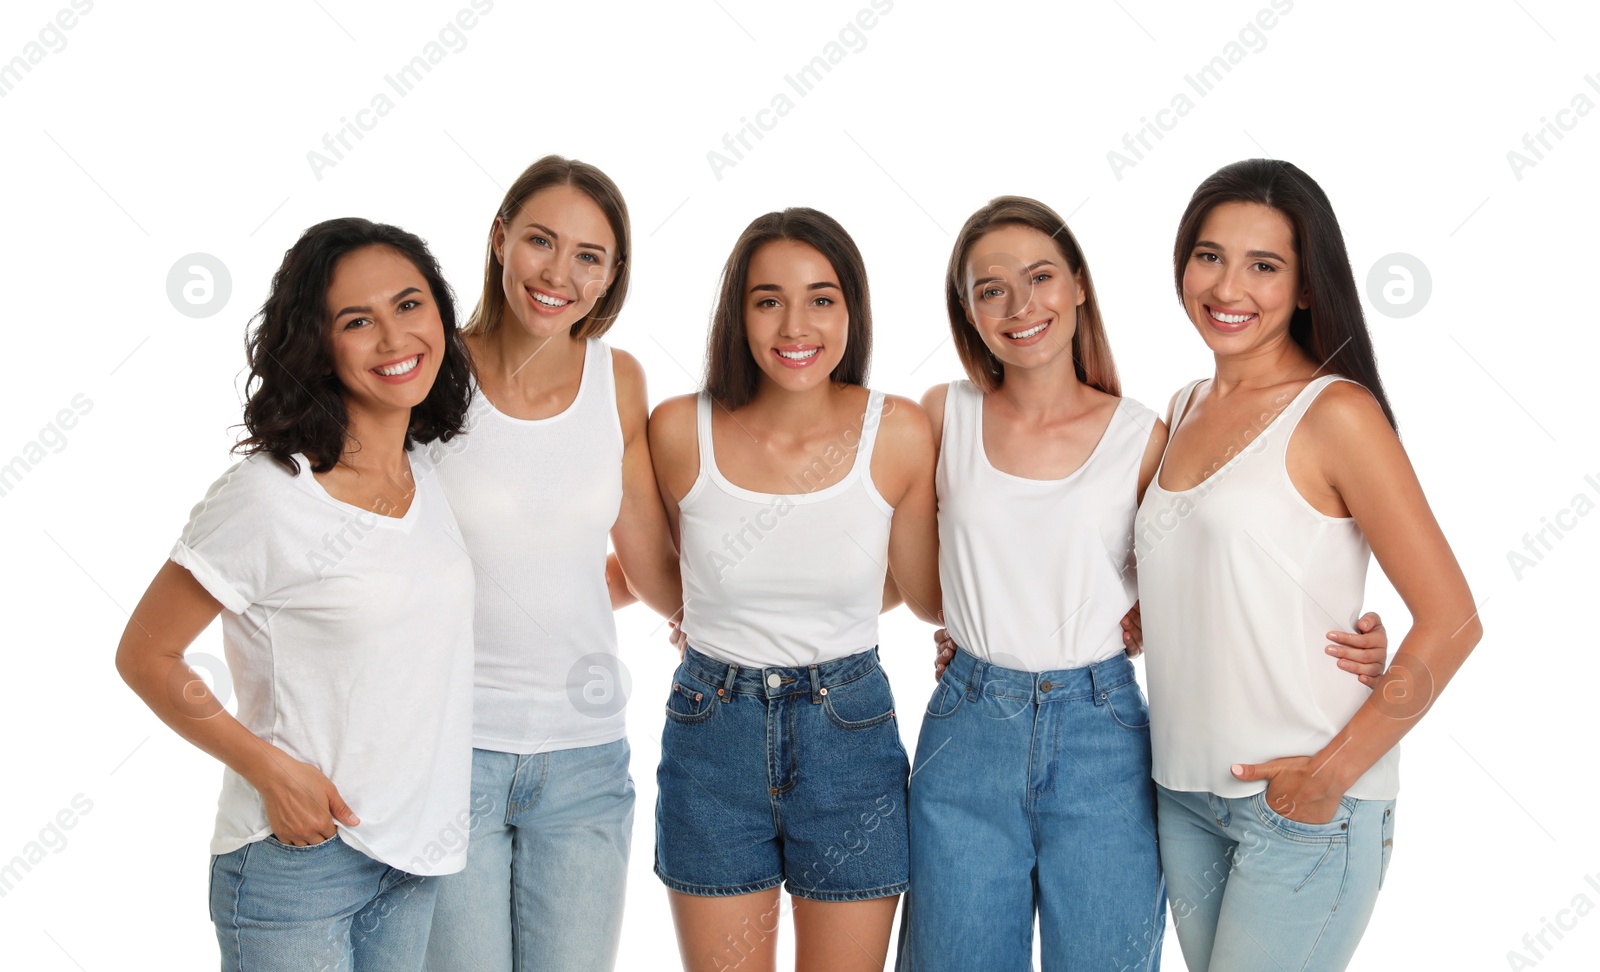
[114,217,478,972]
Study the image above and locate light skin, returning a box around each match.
[929,223,1390,680]
[649,239,939,972]
[470,183,682,620]
[1167,200,1481,823]
[114,244,446,845]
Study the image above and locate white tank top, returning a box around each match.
[938,381,1156,671]
[679,390,894,668]
[1135,375,1399,799]
[433,339,625,755]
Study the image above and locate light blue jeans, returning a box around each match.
[1156,784,1396,971]
[426,739,634,972]
[210,834,437,972]
[897,649,1165,971]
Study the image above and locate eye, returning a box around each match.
[398,299,422,312]
[754,297,780,309]
[1194,251,1219,263]
[980,286,1005,301]
[529,235,551,248]
[811,296,835,307]
[1251,262,1277,273]
[577,252,600,264]
[1031,272,1052,284]
[341,316,370,331]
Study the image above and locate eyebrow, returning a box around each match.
[971,259,1057,289]
[526,221,610,256]
[1193,240,1289,262]
[333,287,424,319]
[749,281,841,294]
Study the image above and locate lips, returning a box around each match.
[527,287,572,315]
[773,345,821,369]
[371,353,423,383]
[1001,319,1052,346]
[1204,305,1257,332]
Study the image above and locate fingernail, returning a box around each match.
[1326,645,1337,654]
[1230,764,1244,776]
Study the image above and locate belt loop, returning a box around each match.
[966,656,988,702]
[808,664,822,704]
[1090,659,1106,706]
[719,663,739,703]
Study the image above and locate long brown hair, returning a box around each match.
[945,196,1120,396]
[463,155,631,339]
[1173,159,1397,429]
[704,208,872,410]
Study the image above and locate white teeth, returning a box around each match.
[376,355,420,376]
[1212,310,1254,324]
[1006,322,1048,340]
[777,348,819,360]
[531,291,570,307]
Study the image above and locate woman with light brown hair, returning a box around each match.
[425,155,680,972]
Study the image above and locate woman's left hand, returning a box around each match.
[1231,757,1343,825]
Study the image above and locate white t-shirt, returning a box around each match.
[170,449,476,875]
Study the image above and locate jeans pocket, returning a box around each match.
[1249,792,1354,841]
[664,677,716,725]
[823,667,896,730]
[922,670,964,720]
[1105,681,1151,730]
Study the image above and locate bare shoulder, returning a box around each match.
[610,345,647,396]
[649,393,698,442]
[878,393,935,453]
[648,393,700,494]
[1302,379,1396,446]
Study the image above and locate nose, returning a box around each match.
[776,304,806,339]
[1213,263,1246,303]
[373,314,403,351]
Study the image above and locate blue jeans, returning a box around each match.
[210,834,437,972]
[1156,784,1396,971]
[655,645,910,901]
[897,648,1165,971]
[426,740,635,972]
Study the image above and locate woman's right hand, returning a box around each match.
[933,626,956,680]
[259,754,360,846]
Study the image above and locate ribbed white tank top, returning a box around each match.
[1135,375,1399,799]
[678,390,894,668]
[434,339,625,755]
[938,381,1156,671]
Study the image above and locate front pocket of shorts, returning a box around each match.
[664,679,716,725]
[1105,681,1151,730]
[823,668,896,730]
[264,833,341,851]
[922,671,964,720]
[1378,802,1396,889]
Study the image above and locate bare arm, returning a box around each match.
[1233,384,1482,821]
[608,349,683,618]
[114,562,359,845]
[874,394,941,625]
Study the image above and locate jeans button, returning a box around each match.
[766,672,781,689]
[1039,680,1053,692]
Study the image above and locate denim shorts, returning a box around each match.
[654,645,910,902]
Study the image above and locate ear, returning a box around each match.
[1074,270,1088,307]
[1297,285,1311,310]
[491,218,508,264]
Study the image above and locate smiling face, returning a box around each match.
[743,240,850,393]
[1181,200,1309,354]
[962,223,1086,375]
[494,183,618,340]
[324,244,446,419]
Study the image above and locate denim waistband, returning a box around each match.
[680,644,881,703]
[944,647,1135,704]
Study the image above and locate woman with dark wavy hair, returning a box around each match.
[425,156,681,972]
[114,217,477,972]
[1136,160,1482,970]
[648,208,940,972]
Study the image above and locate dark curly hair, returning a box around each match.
[236,218,474,474]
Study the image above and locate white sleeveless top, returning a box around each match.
[433,339,626,755]
[938,381,1156,672]
[1135,375,1399,799]
[679,390,895,668]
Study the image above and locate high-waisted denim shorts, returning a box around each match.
[654,645,910,902]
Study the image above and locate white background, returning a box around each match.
[1,1,1595,969]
